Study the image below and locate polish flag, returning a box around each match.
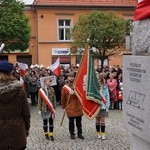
[50,58,61,76]
[134,0,150,21]
[17,62,28,76]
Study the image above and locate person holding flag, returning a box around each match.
[38,76,56,141]
[95,73,110,140]
[61,72,84,140]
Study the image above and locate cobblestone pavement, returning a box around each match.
[26,103,131,150]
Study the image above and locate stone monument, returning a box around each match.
[123,0,150,150]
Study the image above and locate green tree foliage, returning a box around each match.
[0,0,31,51]
[71,11,128,68]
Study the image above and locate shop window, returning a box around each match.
[17,55,32,67]
[58,19,71,41]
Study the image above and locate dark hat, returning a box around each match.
[68,72,75,77]
[0,60,13,73]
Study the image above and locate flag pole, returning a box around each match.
[60,93,71,126]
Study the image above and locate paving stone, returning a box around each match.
[26,103,130,150]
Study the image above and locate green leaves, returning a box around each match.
[71,11,128,67]
[0,0,30,51]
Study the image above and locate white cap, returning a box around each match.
[40,64,44,69]
[34,64,39,68]
[30,64,34,68]
[76,64,80,67]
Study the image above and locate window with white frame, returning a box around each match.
[58,19,71,41]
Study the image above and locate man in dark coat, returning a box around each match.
[0,60,31,150]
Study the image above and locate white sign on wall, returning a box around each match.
[52,48,70,55]
[123,55,150,143]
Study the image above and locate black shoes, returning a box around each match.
[45,135,54,141]
[50,136,54,141]
[70,134,84,139]
[78,134,84,139]
[45,134,49,140]
[70,134,75,139]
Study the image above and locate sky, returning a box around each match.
[21,0,34,4]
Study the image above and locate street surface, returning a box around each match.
[26,103,130,150]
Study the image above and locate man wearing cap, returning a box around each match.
[61,72,84,139]
[0,60,30,150]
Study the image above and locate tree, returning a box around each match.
[71,11,127,68]
[0,0,31,52]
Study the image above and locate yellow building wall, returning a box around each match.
[8,55,17,64]
[24,9,37,64]
[23,8,134,66]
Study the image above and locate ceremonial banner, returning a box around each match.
[74,47,102,120]
[134,0,150,21]
[86,51,102,104]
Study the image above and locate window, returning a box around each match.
[58,19,71,41]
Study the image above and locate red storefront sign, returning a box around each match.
[52,56,71,64]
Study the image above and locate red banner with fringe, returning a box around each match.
[74,47,102,120]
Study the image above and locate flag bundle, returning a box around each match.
[74,46,102,120]
[134,0,150,21]
[50,58,61,76]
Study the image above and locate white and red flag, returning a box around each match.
[50,58,61,76]
[17,62,28,76]
[134,0,150,21]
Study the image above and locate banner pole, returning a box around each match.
[60,93,71,126]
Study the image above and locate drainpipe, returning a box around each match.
[35,8,39,64]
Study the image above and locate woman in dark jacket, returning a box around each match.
[28,71,38,106]
[0,60,31,150]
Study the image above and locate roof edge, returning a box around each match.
[31,4,136,10]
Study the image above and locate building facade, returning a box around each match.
[1,0,137,67]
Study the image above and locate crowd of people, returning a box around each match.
[0,60,123,149]
[14,64,123,110]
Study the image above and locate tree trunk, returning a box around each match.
[101,59,105,71]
